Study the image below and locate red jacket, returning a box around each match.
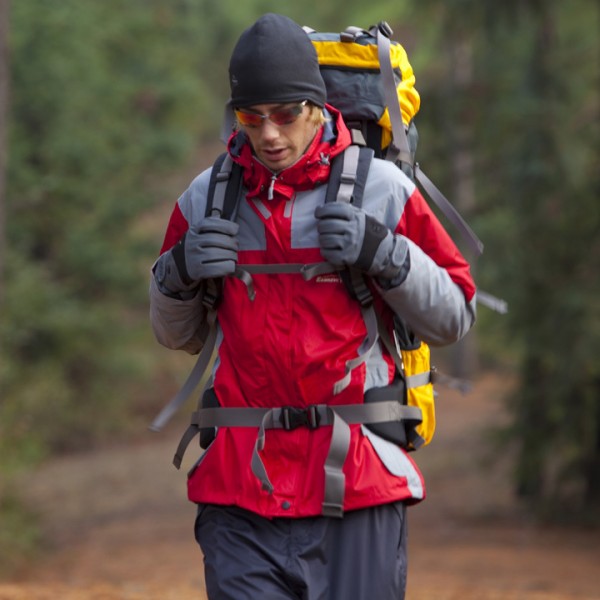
[152,106,476,517]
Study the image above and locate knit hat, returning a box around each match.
[229,14,327,108]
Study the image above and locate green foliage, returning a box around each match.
[477,1,599,516]
[1,0,598,576]
[408,0,600,516]
[2,1,208,467]
[0,487,41,576]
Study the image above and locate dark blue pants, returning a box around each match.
[194,502,407,600]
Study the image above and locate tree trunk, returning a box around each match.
[446,34,479,378]
[0,0,9,304]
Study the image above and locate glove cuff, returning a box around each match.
[153,249,200,297]
[355,215,389,272]
[376,235,410,286]
[171,233,193,286]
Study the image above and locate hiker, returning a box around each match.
[150,13,476,600]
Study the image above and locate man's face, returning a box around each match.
[236,102,319,172]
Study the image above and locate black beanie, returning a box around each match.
[229,14,327,108]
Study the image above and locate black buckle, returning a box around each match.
[201,280,223,310]
[280,406,321,431]
[377,21,394,39]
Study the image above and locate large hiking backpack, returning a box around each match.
[150,21,506,516]
[308,22,491,260]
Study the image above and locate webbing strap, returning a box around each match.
[226,262,342,302]
[375,28,413,167]
[374,313,427,451]
[186,401,418,431]
[414,164,484,257]
[377,27,509,315]
[236,263,318,275]
[375,312,404,374]
[476,289,509,314]
[232,267,256,300]
[336,144,361,204]
[324,144,380,394]
[209,154,234,217]
[301,262,342,279]
[250,406,351,514]
[430,370,473,395]
[321,410,351,517]
[405,371,432,389]
[181,400,418,515]
[149,310,218,433]
[332,304,379,394]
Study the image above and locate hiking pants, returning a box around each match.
[194,501,407,600]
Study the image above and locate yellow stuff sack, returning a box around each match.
[401,341,436,448]
[365,316,436,450]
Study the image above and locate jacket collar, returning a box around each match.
[227,105,352,202]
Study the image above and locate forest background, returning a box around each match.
[0,0,598,574]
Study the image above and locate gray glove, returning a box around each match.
[154,217,239,294]
[315,203,409,282]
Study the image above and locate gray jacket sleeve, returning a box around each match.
[377,239,477,346]
[149,275,208,354]
[362,159,477,346]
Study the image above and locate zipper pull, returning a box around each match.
[267,174,277,200]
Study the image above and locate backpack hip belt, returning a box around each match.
[174,398,422,518]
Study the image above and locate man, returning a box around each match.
[150,13,476,600]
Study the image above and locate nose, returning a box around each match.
[257,119,280,143]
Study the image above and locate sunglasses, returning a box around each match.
[234,100,308,128]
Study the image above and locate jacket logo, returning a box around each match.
[315,274,342,283]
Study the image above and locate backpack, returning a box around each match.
[308,22,494,261]
[149,21,506,517]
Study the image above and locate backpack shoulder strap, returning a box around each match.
[370,23,414,169]
[370,25,489,262]
[149,153,245,433]
[325,144,374,208]
[206,152,244,219]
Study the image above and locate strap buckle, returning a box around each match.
[202,280,223,310]
[280,406,321,431]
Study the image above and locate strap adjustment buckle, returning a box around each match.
[202,280,223,310]
[280,405,321,431]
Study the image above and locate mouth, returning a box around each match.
[261,147,288,163]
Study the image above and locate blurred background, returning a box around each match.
[0,0,598,596]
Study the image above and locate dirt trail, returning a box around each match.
[1,373,599,600]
